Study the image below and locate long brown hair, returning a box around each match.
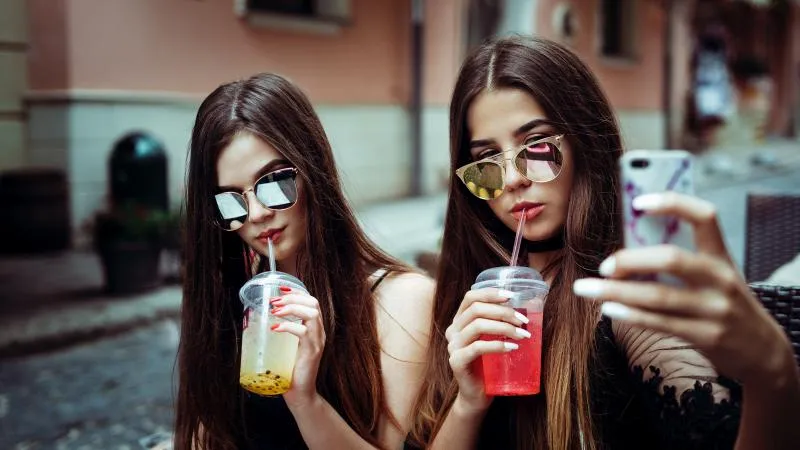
[409,36,623,450]
[176,73,408,449]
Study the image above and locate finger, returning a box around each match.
[456,288,516,316]
[271,321,308,338]
[632,192,729,259]
[449,340,518,372]
[597,302,724,348]
[600,245,734,287]
[450,302,528,337]
[272,304,320,323]
[271,293,320,308]
[448,319,530,354]
[573,278,729,319]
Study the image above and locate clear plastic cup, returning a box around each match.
[239,271,308,396]
[472,266,549,396]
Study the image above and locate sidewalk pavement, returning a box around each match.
[0,194,448,358]
[1,139,798,358]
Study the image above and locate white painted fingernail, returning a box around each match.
[632,194,663,211]
[503,342,519,351]
[498,289,518,300]
[515,327,531,339]
[598,257,616,277]
[514,311,530,324]
[601,302,632,320]
[573,279,605,298]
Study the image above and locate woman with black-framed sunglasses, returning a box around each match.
[177,73,435,450]
[213,166,299,231]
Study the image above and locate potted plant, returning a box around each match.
[89,203,176,294]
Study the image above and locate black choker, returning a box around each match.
[524,232,565,253]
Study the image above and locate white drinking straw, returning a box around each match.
[267,238,277,272]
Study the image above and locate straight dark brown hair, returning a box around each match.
[176,73,407,449]
[409,36,624,450]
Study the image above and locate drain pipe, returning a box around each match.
[410,0,424,196]
[663,0,674,149]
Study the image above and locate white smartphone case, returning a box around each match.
[620,150,696,283]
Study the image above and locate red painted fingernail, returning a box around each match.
[279,286,291,293]
[270,324,280,331]
[272,306,283,314]
[269,297,281,303]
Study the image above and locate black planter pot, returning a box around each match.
[98,241,163,294]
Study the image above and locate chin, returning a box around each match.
[522,222,561,242]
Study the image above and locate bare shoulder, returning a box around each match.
[375,271,435,299]
[372,271,436,354]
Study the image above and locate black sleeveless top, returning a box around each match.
[240,270,393,450]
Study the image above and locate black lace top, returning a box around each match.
[587,317,741,449]
[471,317,742,449]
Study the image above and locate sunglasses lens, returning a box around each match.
[214,193,248,231]
[255,169,298,210]
[461,162,504,200]
[515,140,563,182]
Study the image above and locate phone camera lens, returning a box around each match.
[631,159,649,169]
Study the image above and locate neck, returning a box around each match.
[277,254,298,277]
[523,231,564,278]
[527,250,559,275]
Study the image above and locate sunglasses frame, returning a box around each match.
[213,167,299,231]
[455,134,565,200]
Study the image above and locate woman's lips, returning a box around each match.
[511,204,545,221]
[257,228,284,244]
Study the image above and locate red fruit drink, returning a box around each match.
[472,266,549,397]
[480,308,543,395]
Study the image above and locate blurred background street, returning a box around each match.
[1,0,799,449]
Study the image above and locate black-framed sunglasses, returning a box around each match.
[213,167,299,231]
[455,135,564,200]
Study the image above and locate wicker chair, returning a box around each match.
[750,284,800,365]
[745,192,800,283]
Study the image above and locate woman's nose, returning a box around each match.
[503,157,531,192]
[245,191,273,223]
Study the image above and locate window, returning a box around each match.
[248,0,314,16]
[599,0,636,59]
[552,2,577,45]
[235,0,351,34]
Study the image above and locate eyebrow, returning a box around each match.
[217,158,291,193]
[468,119,554,149]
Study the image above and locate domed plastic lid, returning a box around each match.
[472,266,548,292]
[476,266,542,282]
[239,271,307,308]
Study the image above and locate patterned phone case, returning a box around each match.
[620,150,695,283]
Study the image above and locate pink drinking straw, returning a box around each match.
[510,210,526,266]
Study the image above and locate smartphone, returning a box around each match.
[619,150,696,283]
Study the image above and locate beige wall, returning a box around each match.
[533,0,665,148]
[536,0,664,111]
[28,0,412,104]
[422,0,464,106]
[25,0,449,245]
[27,0,68,91]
